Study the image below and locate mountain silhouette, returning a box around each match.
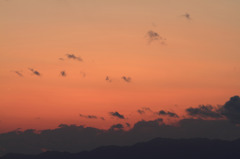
[1,137,240,159]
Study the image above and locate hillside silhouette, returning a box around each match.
[1,137,240,159]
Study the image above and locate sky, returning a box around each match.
[0,0,240,134]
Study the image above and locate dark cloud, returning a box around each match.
[2,118,240,156]
[158,110,179,118]
[133,118,163,130]
[146,30,166,44]
[14,71,23,77]
[66,54,83,61]
[109,112,125,119]
[182,13,191,20]
[110,124,124,130]
[2,96,240,156]
[60,71,66,77]
[221,96,240,124]
[29,68,41,76]
[105,76,112,83]
[186,105,222,119]
[59,58,64,61]
[122,76,131,83]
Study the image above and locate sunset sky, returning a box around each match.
[0,0,240,133]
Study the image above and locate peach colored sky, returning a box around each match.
[0,0,240,133]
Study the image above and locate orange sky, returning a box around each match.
[0,0,240,133]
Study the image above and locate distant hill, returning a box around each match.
[1,137,240,159]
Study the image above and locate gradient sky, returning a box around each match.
[0,0,240,133]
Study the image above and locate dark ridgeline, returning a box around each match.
[1,138,240,159]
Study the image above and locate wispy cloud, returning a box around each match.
[122,76,131,83]
[109,112,125,119]
[29,68,41,76]
[66,54,83,61]
[182,13,191,20]
[146,30,166,44]
[13,71,23,77]
[79,114,105,120]
[79,114,97,119]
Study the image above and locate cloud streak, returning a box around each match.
[29,68,41,76]
[146,30,166,44]
[79,114,104,120]
[66,54,83,61]
[14,71,23,77]
[158,110,179,118]
[122,76,131,83]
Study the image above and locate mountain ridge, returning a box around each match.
[1,137,240,159]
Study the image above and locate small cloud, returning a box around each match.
[13,71,23,77]
[158,110,179,118]
[147,30,161,40]
[66,54,83,61]
[146,30,167,44]
[59,58,64,61]
[106,76,112,83]
[60,71,66,77]
[29,68,41,76]
[109,112,125,119]
[122,76,131,83]
[182,13,191,20]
